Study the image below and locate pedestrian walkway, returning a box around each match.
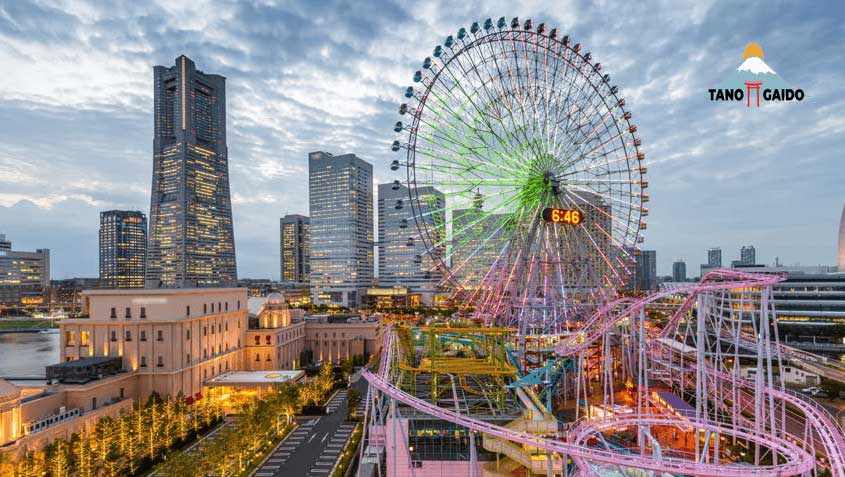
[306,422,357,477]
[326,389,347,414]
[252,418,320,477]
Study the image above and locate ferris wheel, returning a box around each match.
[390,17,648,333]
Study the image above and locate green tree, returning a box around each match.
[44,439,72,477]
[347,388,362,420]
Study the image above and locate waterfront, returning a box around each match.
[0,332,59,377]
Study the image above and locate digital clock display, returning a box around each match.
[542,208,583,225]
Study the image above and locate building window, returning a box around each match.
[255,353,260,362]
[225,322,228,331]
[218,323,222,333]
[237,300,241,310]
[186,329,191,340]
[156,356,164,367]
[186,305,191,317]
[140,356,147,367]
[211,324,215,335]
[65,331,76,346]
[218,302,222,313]
[217,344,221,354]
[110,307,117,319]
[266,354,271,362]
[254,336,260,345]
[157,330,163,341]
[110,331,117,342]
[225,302,228,312]
[203,349,207,359]
[125,307,132,319]
[140,307,147,319]
[140,331,146,341]
[211,303,215,313]
[203,326,207,336]
[204,304,207,314]
[125,330,132,341]
[80,331,90,346]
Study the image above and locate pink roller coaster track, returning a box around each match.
[364,269,845,477]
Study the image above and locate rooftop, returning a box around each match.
[204,370,305,387]
[83,287,245,296]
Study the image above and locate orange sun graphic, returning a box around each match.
[743,42,764,60]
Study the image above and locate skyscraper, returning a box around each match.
[707,247,722,267]
[146,55,237,288]
[672,259,687,282]
[633,250,657,291]
[99,210,147,288]
[740,245,756,265]
[280,214,310,284]
[450,208,508,290]
[309,151,373,308]
[839,204,845,272]
[378,183,444,305]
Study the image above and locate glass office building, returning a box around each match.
[377,183,444,305]
[99,210,147,288]
[280,214,310,284]
[308,151,373,308]
[146,55,237,288]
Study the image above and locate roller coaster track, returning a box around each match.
[364,270,845,476]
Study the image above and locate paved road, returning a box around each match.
[253,379,368,477]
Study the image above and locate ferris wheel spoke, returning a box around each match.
[394,21,645,328]
[436,45,544,172]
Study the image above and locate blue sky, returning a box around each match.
[0,0,843,279]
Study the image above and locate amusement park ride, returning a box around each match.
[358,17,845,477]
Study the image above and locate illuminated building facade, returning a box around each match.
[0,234,50,306]
[378,183,444,305]
[99,210,147,289]
[308,151,373,308]
[146,55,237,288]
[280,214,310,284]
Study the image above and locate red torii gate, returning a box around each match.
[745,80,763,108]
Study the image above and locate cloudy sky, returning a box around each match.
[0,0,843,279]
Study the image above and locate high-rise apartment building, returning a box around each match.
[672,259,687,282]
[633,250,657,291]
[707,247,722,267]
[100,211,147,289]
[740,245,756,265]
[280,215,310,284]
[146,55,237,288]
[308,151,373,308]
[377,183,444,305]
[0,234,50,305]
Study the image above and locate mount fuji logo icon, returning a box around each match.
[709,43,804,108]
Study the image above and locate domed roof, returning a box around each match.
[265,292,286,305]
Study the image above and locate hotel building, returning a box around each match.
[99,210,147,288]
[0,288,381,457]
[146,55,237,288]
